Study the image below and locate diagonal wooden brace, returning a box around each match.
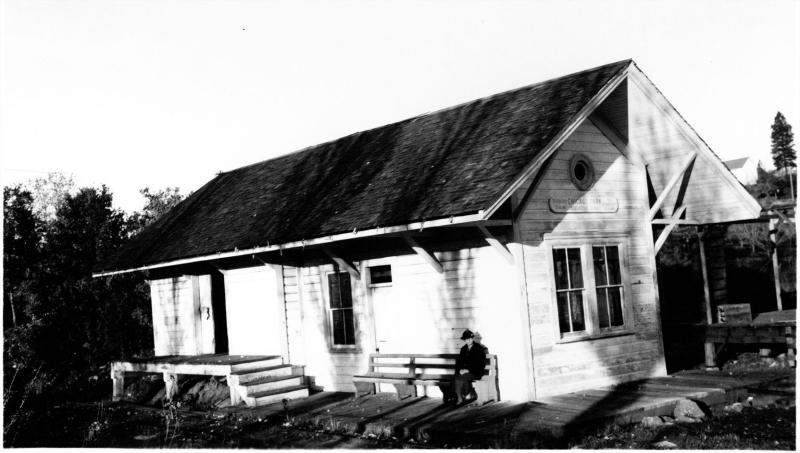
[654,205,687,254]
[322,248,361,280]
[402,234,443,273]
[478,225,514,264]
[648,152,697,220]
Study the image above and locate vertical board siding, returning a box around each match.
[223,266,285,356]
[517,118,666,397]
[149,276,197,356]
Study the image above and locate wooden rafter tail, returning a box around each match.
[401,234,443,273]
[654,205,688,254]
[322,248,361,280]
[477,224,514,264]
[648,152,697,221]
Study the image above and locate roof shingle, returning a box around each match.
[97,59,631,273]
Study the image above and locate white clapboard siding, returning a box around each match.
[516,118,665,398]
[284,244,532,401]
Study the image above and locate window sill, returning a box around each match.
[556,329,635,344]
[367,282,393,288]
[328,346,362,355]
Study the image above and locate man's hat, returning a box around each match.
[460,329,474,340]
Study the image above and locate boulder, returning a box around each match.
[723,402,744,413]
[652,440,678,449]
[641,416,664,428]
[673,399,705,421]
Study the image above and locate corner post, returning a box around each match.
[111,363,125,401]
[769,217,783,311]
[163,372,179,401]
[697,227,716,368]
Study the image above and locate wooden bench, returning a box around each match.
[352,353,498,404]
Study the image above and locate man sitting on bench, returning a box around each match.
[453,329,486,404]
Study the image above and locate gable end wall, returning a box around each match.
[516,119,667,397]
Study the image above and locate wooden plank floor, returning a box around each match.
[285,370,792,445]
[125,353,279,365]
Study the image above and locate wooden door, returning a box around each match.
[195,275,216,354]
[371,285,406,353]
[224,266,285,356]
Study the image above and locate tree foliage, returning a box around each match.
[771,112,796,171]
[27,172,75,224]
[129,187,186,232]
[3,181,184,443]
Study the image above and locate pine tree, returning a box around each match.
[771,112,796,200]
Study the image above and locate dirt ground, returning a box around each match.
[5,378,794,449]
[4,355,796,449]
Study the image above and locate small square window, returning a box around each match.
[368,265,392,285]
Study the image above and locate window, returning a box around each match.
[593,245,624,329]
[550,241,629,340]
[569,154,595,190]
[327,271,356,345]
[552,248,586,334]
[368,265,392,285]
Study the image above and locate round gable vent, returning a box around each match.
[569,154,594,191]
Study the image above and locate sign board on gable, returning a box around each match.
[549,197,619,213]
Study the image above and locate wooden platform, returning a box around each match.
[114,353,282,375]
[278,370,792,446]
[110,354,287,403]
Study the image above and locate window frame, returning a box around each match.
[323,269,359,350]
[366,264,393,288]
[545,235,634,343]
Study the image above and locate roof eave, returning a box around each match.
[92,213,511,277]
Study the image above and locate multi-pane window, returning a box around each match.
[553,248,586,334]
[327,271,355,345]
[368,265,392,285]
[551,243,628,338]
[593,246,624,329]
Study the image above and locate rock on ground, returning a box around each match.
[673,399,705,421]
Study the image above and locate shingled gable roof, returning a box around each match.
[95,59,632,275]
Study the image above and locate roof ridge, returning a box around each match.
[227,59,634,174]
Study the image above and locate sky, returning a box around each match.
[2,0,799,213]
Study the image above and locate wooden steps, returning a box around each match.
[242,384,310,407]
[230,364,309,407]
[229,356,285,373]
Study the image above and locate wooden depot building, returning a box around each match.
[95,60,761,406]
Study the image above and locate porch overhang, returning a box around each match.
[92,215,512,277]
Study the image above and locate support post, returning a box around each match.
[227,374,242,405]
[163,372,179,401]
[697,228,716,368]
[769,218,783,311]
[111,364,125,401]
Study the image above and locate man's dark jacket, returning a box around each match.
[455,343,487,377]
